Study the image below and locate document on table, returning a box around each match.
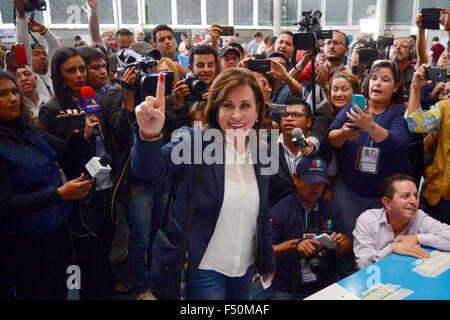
[304,283,361,300]
[412,250,450,278]
[362,283,413,300]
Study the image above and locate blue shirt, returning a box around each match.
[175,53,189,71]
[328,102,413,199]
[270,193,347,294]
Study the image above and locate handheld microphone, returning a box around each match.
[292,128,308,148]
[81,86,101,114]
[85,154,113,190]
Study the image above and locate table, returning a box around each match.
[305,248,450,300]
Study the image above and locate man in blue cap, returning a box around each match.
[269,155,352,300]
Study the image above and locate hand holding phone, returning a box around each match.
[351,94,365,114]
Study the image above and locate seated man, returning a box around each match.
[270,156,351,300]
[353,174,450,270]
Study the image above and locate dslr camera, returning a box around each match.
[305,247,328,281]
[293,10,332,51]
[24,0,47,12]
[118,49,174,103]
[184,73,208,102]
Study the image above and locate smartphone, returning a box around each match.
[425,67,446,82]
[351,94,365,113]
[15,44,28,66]
[248,59,271,73]
[421,8,441,30]
[220,26,235,36]
[56,114,86,132]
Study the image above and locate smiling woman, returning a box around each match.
[131,68,275,300]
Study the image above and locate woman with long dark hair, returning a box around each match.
[0,71,93,299]
[328,60,413,239]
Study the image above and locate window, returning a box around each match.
[96,0,114,24]
[234,0,253,25]
[301,0,321,12]
[325,0,348,26]
[386,0,413,25]
[207,0,228,25]
[121,0,139,25]
[145,0,171,25]
[352,0,377,26]
[50,0,88,25]
[177,0,201,25]
[258,0,273,27]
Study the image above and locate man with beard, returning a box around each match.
[388,37,415,102]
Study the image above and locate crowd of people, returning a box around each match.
[0,0,449,300]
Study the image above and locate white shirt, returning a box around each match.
[199,138,260,277]
[277,133,303,176]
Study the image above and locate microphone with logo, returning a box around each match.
[81,86,104,139]
[84,154,113,191]
[291,128,308,148]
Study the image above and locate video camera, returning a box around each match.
[24,0,47,12]
[293,10,332,51]
[118,49,174,103]
[356,36,394,65]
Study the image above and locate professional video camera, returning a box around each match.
[117,49,174,103]
[356,36,394,65]
[184,72,208,102]
[293,10,332,51]
[24,0,47,12]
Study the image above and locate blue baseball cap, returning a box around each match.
[295,156,330,186]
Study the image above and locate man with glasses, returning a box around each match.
[389,38,415,102]
[292,30,349,111]
[269,97,331,207]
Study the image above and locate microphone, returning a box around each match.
[85,154,113,190]
[292,128,308,148]
[81,86,101,114]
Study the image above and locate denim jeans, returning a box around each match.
[271,290,305,300]
[126,179,170,295]
[187,265,254,300]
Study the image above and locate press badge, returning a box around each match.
[357,141,380,174]
[301,260,318,283]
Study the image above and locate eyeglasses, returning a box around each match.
[324,40,346,47]
[392,42,410,49]
[280,112,305,119]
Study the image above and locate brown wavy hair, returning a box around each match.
[327,70,361,120]
[204,67,265,133]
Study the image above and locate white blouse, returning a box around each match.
[198,139,260,277]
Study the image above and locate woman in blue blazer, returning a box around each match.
[131,68,276,300]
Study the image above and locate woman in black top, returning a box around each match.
[0,71,93,299]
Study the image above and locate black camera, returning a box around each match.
[306,247,328,280]
[354,37,394,66]
[293,10,332,51]
[24,0,47,12]
[425,67,446,82]
[118,49,173,103]
[421,8,441,30]
[248,59,271,74]
[184,73,208,102]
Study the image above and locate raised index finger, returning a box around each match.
[155,72,166,102]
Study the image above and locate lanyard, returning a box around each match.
[296,206,319,236]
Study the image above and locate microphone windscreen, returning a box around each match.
[99,154,113,167]
[81,86,95,99]
[292,128,304,140]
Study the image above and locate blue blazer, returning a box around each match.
[131,126,276,282]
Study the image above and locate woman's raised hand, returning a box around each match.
[135,72,166,139]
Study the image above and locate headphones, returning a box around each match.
[393,37,416,61]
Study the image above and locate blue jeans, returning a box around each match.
[126,180,170,295]
[187,265,254,300]
[272,290,305,300]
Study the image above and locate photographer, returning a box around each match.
[171,45,218,127]
[270,156,351,300]
[14,0,60,99]
[346,40,369,85]
[0,70,93,299]
[404,64,450,224]
[269,97,331,207]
